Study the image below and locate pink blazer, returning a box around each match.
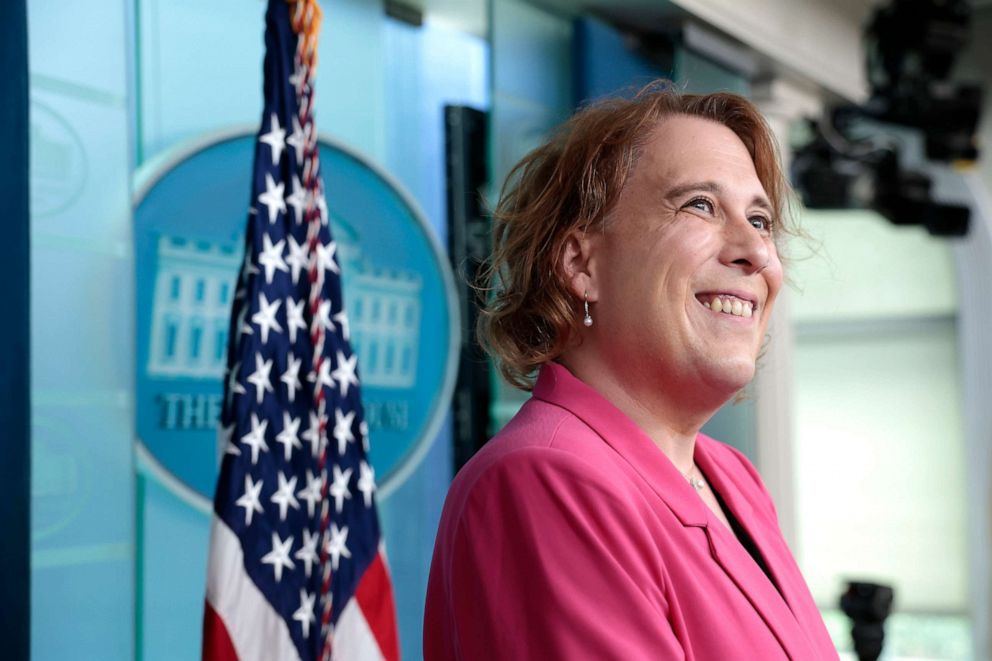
[424,362,838,660]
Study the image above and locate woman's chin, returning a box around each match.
[697,356,757,399]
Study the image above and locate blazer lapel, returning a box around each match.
[696,438,827,659]
[534,364,825,660]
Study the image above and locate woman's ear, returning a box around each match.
[560,229,600,301]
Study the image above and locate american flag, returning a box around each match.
[203,1,400,659]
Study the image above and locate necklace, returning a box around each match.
[683,465,706,491]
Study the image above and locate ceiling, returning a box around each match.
[409,0,990,39]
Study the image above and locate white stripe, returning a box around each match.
[332,598,385,661]
[206,516,300,661]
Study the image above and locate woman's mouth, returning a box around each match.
[695,293,755,318]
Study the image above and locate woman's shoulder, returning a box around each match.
[442,398,633,522]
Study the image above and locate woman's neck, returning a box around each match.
[557,353,723,474]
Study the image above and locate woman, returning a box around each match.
[424,83,838,660]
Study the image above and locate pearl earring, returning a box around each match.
[583,292,593,327]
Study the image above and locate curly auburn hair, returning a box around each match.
[477,81,794,391]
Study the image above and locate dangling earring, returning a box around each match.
[583,291,593,327]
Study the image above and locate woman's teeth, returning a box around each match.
[706,296,753,318]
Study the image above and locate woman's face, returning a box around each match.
[587,115,783,404]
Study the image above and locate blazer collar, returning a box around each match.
[533,362,825,660]
[533,362,710,527]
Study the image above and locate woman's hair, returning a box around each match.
[477,80,795,390]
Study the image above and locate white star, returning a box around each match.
[235,474,264,525]
[225,361,246,407]
[246,352,274,404]
[220,422,240,456]
[261,532,295,582]
[237,303,253,340]
[331,351,359,398]
[270,470,300,521]
[258,233,288,284]
[325,523,351,571]
[315,239,340,275]
[333,309,351,341]
[240,412,269,465]
[251,292,283,345]
[300,410,325,458]
[294,528,320,578]
[259,112,286,165]
[289,63,308,94]
[315,300,335,333]
[281,351,302,402]
[315,189,328,225]
[237,250,260,296]
[359,420,370,452]
[257,173,286,224]
[285,297,307,344]
[293,588,317,639]
[285,235,309,285]
[357,461,376,507]
[296,469,322,518]
[275,412,302,462]
[309,356,335,395]
[286,174,307,224]
[329,464,353,514]
[286,114,307,166]
[333,408,356,456]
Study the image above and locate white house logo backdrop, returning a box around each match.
[134,130,458,507]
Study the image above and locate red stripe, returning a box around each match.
[202,600,240,661]
[354,551,400,661]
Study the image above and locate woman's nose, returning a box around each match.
[720,215,770,274]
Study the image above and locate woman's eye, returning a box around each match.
[686,197,714,214]
[749,216,773,232]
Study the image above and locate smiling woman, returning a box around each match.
[424,81,839,660]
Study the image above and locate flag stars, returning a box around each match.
[258,233,288,284]
[293,588,317,639]
[261,532,295,583]
[333,408,356,456]
[296,469,322,518]
[326,523,351,571]
[275,412,302,462]
[259,112,286,165]
[301,410,326,458]
[285,236,308,285]
[288,63,309,95]
[240,412,270,465]
[252,293,283,345]
[257,173,286,224]
[226,362,246,407]
[357,461,376,508]
[286,174,307,224]
[221,422,240,457]
[315,239,340,275]
[315,190,328,226]
[286,114,307,166]
[285,297,307,344]
[332,351,360,398]
[315,300,336,333]
[294,528,320,580]
[246,352,275,405]
[333,309,351,341]
[235,474,265,526]
[329,464,353,514]
[281,351,302,403]
[310,356,335,396]
[270,471,301,522]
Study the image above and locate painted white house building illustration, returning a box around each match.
[148,230,422,389]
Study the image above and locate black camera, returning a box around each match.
[791,0,982,237]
